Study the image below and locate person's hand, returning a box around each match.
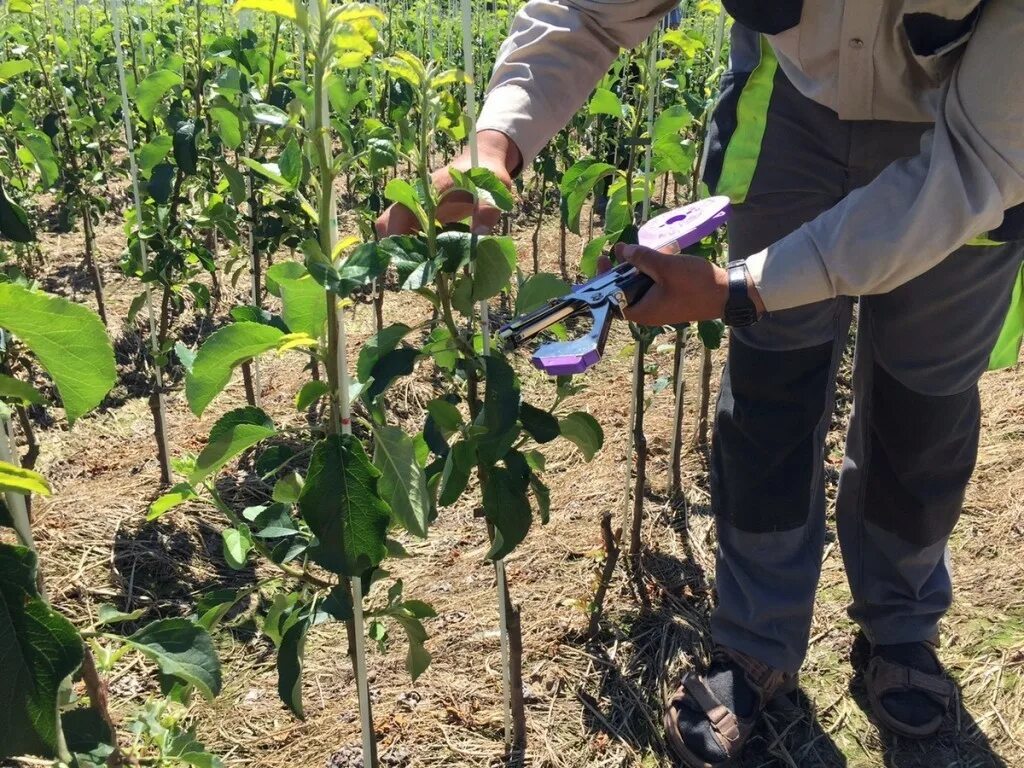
[375,130,521,237]
[599,242,766,326]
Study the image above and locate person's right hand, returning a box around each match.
[375,130,521,237]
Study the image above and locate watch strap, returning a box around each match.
[724,261,759,327]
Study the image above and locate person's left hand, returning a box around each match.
[598,242,764,326]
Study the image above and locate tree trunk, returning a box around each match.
[668,327,686,502]
[587,512,621,638]
[628,342,647,560]
[80,203,108,326]
[693,345,713,450]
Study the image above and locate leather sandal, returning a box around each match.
[663,647,797,768]
[865,641,954,738]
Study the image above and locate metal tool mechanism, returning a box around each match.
[498,196,731,376]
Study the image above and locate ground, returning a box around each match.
[5,189,1023,768]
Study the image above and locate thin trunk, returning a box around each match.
[531,177,543,274]
[150,287,173,486]
[80,203,108,326]
[628,342,647,561]
[505,593,527,758]
[558,216,568,280]
[80,646,127,767]
[668,328,687,502]
[587,512,621,638]
[693,346,713,450]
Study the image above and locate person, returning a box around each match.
[377,1,1024,765]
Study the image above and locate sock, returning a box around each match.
[675,656,759,764]
[874,643,946,728]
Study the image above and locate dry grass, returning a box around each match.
[6,191,1022,768]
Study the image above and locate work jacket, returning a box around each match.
[476,0,1024,368]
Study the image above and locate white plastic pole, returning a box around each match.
[110,0,169,469]
[459,0,513,750]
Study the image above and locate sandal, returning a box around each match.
[865,641,954,738]
[663,647,797,768]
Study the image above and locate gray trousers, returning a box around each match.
[705,54,1024,673]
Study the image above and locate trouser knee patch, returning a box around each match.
[863,363,980,547]
[713,336,834,532]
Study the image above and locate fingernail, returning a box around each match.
[473,226,491,236]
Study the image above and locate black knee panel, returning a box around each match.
[863,363,980,547]
[712,336,834,532]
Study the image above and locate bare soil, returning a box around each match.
[6,190,1023,768]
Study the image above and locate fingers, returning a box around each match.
[596,254,613,274]
[374,193,505,238]
[622,283,668,326]
[613,242,669,282]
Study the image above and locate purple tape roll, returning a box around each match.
[638,195,730,252]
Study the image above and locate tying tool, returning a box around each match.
[497,196,730,375]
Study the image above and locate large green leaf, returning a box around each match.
[470,237,516,302]
[0,60,33,82]
[357,323,412,382]
[135,69,183,123]
[515,273,570,315]
[438,439,474,506]
[124,618,221,700]
[185,322,284,416]
[477,356,520,464]
[0,461,51,496]
[559,159,615,234]
[277,611,309,718]
[588,87,625,118]
[298,435,390,576]
[372,424,429,538]
[518,402,559,444]
[191,407,277,484]
[138,134,173,172]
[265,262,326,338]
[0,543,83,759]
[482,465,532,561]
[0,283,115,424]
[18,130,59,190]
[558,412,604,461]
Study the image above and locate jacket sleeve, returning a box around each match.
[745,0,1024,311]
[476,0,677,169]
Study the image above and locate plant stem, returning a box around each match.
[668,327,687,503]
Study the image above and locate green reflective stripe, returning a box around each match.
[989,264,1024,370]
[967,233,1005,246]
[716,36,778,204]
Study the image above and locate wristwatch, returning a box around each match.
[723,261,760,327]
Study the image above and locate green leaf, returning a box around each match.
[298,435,390,576]
[240,156,289,188]
[366,137,396,173]
[530,475,551,524]
[96,604,147,625]
[478,356,521,464]
[515,273,570,315]
[372,424,429,538]
[336,241,392,295]
[559,159,615,234]
[364,347,419,402]
[210,105,245,150]
[278,137,302,188]
[277,612,310,718]
[0,460,50,498]
[0,180,34,243]
[652,104,695,142]
[438,440,474,506]
[135,69,183,123]
[558,412,604,461]
[605,180,646,236]
[519,402,559,444]
[466,167,514,212]
[482,465,532,561]
[185,322,284,416]
[164,728,223,768]
[358,324,412,382]
[272,473,303,504]
[470,237,516,302]
[0,543,83,759]
[0,60,33,82]
[426,399,462,436]
[265,262,326,338]
[697,319,725,350]
[148,483,198,521]
[191,407,277,484]
[222,524,253,570]
[138,134,173,172]
[588,87,624,118]
[18,130,58,190]
[125,618,222,700]
[383,178,428,231]
[249,102,290,127]
[0,283,115,424]
[580,234,615,278]
[217,160,247,205]
[295,380,329,410]
[232,0,298,20]
[0,374,44,406]
[173,121,199,175]
[147,163,175,204]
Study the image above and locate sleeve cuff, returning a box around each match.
[477,84,550,170]
[744,227,836,312]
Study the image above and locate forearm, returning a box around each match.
[746,0,1024,312]
[476,0,676,170]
